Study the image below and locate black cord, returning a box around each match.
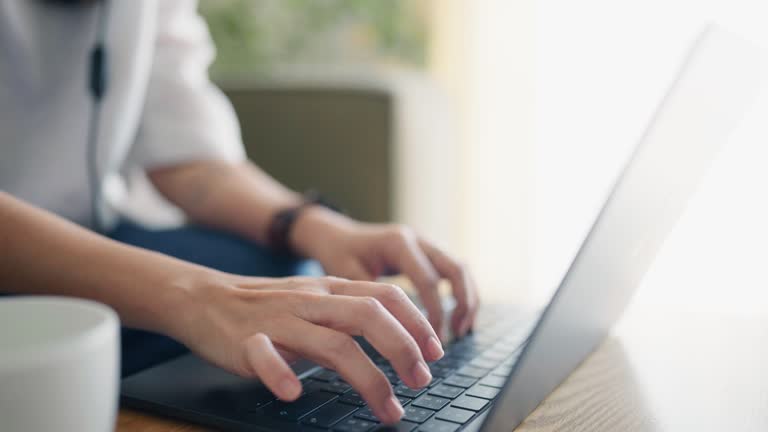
[86,0,110,232]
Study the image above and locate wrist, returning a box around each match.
[147,265,225,341]
[268,191,350,258]
[290,205,355,258]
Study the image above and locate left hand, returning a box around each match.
[291,206,479,340]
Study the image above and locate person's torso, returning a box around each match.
[0,0,156,227]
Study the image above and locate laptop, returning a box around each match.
[120,26,763,432]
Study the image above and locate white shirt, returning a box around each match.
[0,0,245,228]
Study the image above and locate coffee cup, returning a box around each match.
[0,296,119,431]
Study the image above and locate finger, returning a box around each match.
[329,280,444,362]
[274,346,301,364]
[233,276,331,295]
[242,333,302,401]
[419,239,479,337]
[335,259,374,281]
[383,229,445,339]
[269,320,404,424]
[298,294,432,390]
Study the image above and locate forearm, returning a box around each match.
[0,192,211,334]
[148,160,302,245]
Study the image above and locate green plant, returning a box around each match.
[199,0,429,80]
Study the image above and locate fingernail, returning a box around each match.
[426,336,444,360]
[384,395,404,422]
[411,361,432,387]
[279,378,301,399]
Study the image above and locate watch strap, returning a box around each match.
[267,191,341,255]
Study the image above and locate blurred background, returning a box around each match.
[196,0,768,318]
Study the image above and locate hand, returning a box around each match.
[167,273,444,424]
[291,207,480,340]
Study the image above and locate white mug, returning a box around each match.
[0,296,119,431]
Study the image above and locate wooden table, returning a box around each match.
[117,304,768,431]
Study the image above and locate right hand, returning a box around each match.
[165,273,445,424]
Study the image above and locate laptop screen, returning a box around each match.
[481,26,763,432]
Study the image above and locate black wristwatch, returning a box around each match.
[267,191,342,256]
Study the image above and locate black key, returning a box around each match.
[428,365,455,378]
[394,384,427,399]
[448,343,482,355]
[373,356,390,365]
[441,375,477,389]
[465,385,499,400]
[403,406,435,423]
[455,366,489,379]
[491,366,512,377]
[428,377,443,388]
[488,345,516,355]
[303,378,335,394]
[380,368,402,384]
[359,338,384,359]
[374,421,419,432]
[302,379,322,394]
[434,358,462,369]
[449,339,482,350]
[435,407,474,424]
[314,380,353,394]
[397,396,413,406]
[451,396,488,412]
[265,391,336,421]
[468,358,497,369]
[334,417,377,432]
[412,395,450,411]
[387,377,403,386]
[418,419,460,432]
[355,407,380,422]
[339,392,366,407]
[301,402,359,428]
[478,375,506,388]
[428,385,463,399]
[312,368,340,382]
[438,359,461,369]
[238,387,276,411]
[445,350,477,361]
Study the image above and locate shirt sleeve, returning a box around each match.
[126,0,246,169]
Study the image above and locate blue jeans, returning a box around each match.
[109,221,321,377]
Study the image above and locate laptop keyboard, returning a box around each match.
[240,307,534,432]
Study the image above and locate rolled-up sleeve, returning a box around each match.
[127,0,245,168]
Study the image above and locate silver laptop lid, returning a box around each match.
[480,26,763,432]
